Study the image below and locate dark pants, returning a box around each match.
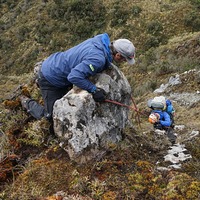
[154,123,176,144]
[26,70,72,121]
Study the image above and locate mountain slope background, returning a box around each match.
[0,0,200,199]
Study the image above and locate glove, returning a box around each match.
[148,113,160,124]
[92,88,106,102]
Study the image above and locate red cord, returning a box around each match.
[105,99,133,110]
[105,99,146,116]
[105,99,142,128]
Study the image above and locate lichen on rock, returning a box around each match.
[53,65,132,163]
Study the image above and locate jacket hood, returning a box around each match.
[93,33,112,64]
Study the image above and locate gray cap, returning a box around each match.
[113,39,135,65]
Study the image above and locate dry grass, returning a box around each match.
[0,0,200,199]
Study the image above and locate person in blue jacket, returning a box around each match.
[148,96,175,128]
[20,33,136,126]
[148,96,176,144]
[148,110,172,129]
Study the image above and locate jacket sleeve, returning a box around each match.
[159,111,171,127]
[67,57,105,93]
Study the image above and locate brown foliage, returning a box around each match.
[0,154,20,182]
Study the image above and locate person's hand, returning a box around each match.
[92,88,106,102]
[148,113,160,124]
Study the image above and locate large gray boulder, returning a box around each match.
[53,64,132,163]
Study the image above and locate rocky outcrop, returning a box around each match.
[53,64,132,163]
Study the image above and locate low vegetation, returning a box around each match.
[0,0,200,199]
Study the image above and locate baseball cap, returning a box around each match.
[113,39,135,65]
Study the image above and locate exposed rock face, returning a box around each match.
[154,74,182,93]
[53,64,132,163]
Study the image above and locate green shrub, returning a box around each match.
[144,36,160,50]
[160,4,173,11]
[131,6,142,17]
[34,22,54,44]
[0,20,6,30]
[184,10,200,31]
[53,0,62,5]
[110,5,130,27]
[2,0,18,9]
[189,0,200,8]
[48,0,106,42]
[70,20,94,41]
[48,6,65,19]
[133,79,158,96]
[147,21,163,35]
[118,29,132,39]
[0,37,13,51]
[16,26,30,42]
[49,38,63,52]
[141,49,157,67]
[144,35,168,50]
[155,62,175,76]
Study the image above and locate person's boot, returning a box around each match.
[19,95,31,111]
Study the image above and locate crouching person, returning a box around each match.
[147,96,177,144]
[19,33,136,135]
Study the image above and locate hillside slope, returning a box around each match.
[0,0,199,75]
[0,0,200,199]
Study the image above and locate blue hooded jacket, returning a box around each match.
[152,110,172,127]
[41,33,112,93]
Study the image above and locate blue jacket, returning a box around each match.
[152,110,172,127]
[41,33,112,93]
